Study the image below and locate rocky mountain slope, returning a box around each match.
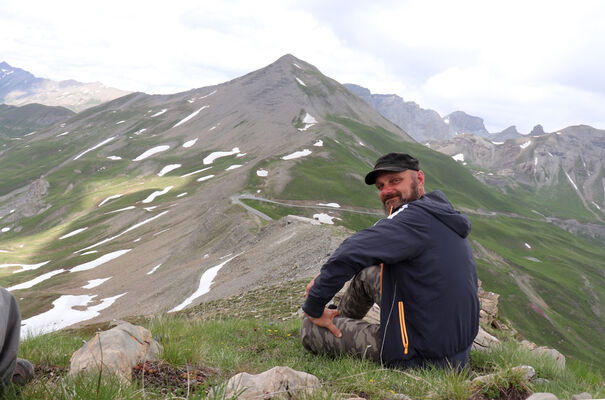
[0,55,604,370]
[428,126,605,223]
[1,61,130,112]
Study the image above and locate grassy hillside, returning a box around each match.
[242,117,605,373]
[3,280,603,399]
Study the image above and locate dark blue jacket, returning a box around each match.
[303,190,479,366]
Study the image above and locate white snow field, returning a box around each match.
[73,137,115,160]
[20,293,127,338]
[0,261,50,274]
[173,106,209,128]
[452,153,465,162]
[142,186,173,203]
[197,175,215,182]
[317,203,340,208]
[282,149,312,160]
[158,164,182,176]
[256,169,268,177]
[7,269,66,291]
[203,147,240,165]
[134,145,170,161]
[59,227,88,240]
[70,249,132,272]
[313,213,339,224]
[169,254,240,312]
[82,277,112,289]
[98,194,123,207]
[183,138,198,148]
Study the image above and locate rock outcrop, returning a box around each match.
[69,322,162,382]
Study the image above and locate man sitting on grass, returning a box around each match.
[301,152,479,369]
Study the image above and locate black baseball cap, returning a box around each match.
[364,153,420,185]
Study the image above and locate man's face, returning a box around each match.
[375,170,424,214]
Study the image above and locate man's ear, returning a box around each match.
[417,170,425,185]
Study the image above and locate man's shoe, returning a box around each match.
[11,359,34,385]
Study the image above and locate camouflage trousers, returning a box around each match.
[300,265,383,362]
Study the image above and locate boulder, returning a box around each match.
[526,393,558,400]
[472,326,500,351]
[531,346,566,369]
[478,279,499,324]
[220,366,320,399]
[571,393,592,400]
[69,321,162,381]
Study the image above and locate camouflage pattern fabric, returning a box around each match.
[300,265,382,362]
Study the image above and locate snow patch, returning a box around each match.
[293,63,303,69]
[452,153,465,162]
[313,213,340,224]
[116,120,125,125]
[105,206,136,215]
[565,171,579,191]
[225,164,242,171]
[298,113,318,131]
[56,131,69,137]
[256,169,268,177]
[491,141,504,145]
[0,261,50,274]
[203,147,240,164]
[21,293,127,338]
[524,243,532,249]
[197,175,215,182]
[183,138,198,148]
[158,164,182,176]
[150,109,167,117]
[173,105,209,128]
[1,227,11,233]
[520,141,531,149]
[169,254,240,312]
[282,149,312,160]
[8,269,66,291]
[181,167,212,177]
[295,77,306,86]
[591,201,601,210]
[73,136,115,160]
[147,264,162,275]
[82,277,112,289]
[313,140,323,147]
[70,249,132,272]
[317,203,340,208]
[98,194,123,207]
[134,145,170,161]
[107,156,122,160]
[142,186,173,203]
[177,192,188,198]
[59,227,88,240]
[76,211,169,252]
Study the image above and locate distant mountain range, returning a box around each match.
[344,84,565,143]
[1,55,604,371]
[1,61,130,112]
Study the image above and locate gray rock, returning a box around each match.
[531,346,566,369]
[220,366,321,400]
[69,322,162,381]
[571,392,592,400]
[472,326,500,351]
[526,393,558,400]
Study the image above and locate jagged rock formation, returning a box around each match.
[444,111,489,137]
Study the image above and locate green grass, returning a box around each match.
[4,279,603,399]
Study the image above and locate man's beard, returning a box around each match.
[382,179,420,215]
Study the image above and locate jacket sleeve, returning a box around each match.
[302,206,430,318]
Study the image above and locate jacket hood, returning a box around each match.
[412,190,471,238]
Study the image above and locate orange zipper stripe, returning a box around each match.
[398,301,409,355]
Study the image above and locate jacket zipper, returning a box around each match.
[398,301,409,355]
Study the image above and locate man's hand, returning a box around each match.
[305,308,342,338]
[305,273,320,298]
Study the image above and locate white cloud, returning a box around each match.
[1,0,604,131]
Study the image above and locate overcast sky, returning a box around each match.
[2,0,605,133]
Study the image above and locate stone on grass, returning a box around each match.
[220,366,320,400]
[69,321,162,382]
[531,346,566,369]
[472,326,500,351]
[526,393,559,400]
[571,393,592,400]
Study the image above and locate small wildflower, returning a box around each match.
[273,329,278,332]
[369,379,374,383]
